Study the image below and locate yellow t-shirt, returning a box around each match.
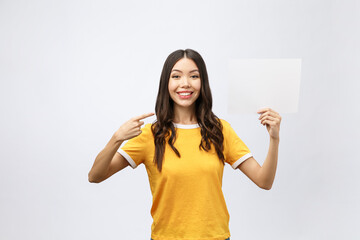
[118,119,252,240]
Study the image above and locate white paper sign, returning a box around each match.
[228,59,302,114]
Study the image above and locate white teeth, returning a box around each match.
[179,92,191,96]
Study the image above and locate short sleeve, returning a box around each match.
[117,123,153,169]
[221,119,253,169]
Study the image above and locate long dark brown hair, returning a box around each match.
[151,49,224,172]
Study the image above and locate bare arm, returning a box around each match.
[88,135,128,183]
[238,138,279,190]
[237,108,281,190]
[88,112,154,183]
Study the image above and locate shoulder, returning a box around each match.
[141,123,153,135]
[128,123,153,142]
[218,119,238,138]
[143,123,153,130]
[219,119,231,130]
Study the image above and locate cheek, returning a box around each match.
[168,80,178,99]
[194,81,201,92]
[168,80,175,93]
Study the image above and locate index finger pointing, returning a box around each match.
[133,112,155,121]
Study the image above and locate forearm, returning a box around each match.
[88,134,123,182]
[259,137,279,189]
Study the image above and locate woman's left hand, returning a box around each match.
[257,108,282,140]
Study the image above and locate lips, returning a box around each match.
[177,91,193,99]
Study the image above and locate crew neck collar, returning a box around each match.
[172,122,200,129]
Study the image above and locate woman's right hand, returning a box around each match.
[114,112,155,142]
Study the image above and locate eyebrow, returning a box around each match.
[171,69,199,73]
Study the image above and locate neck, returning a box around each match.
[173,104,197,124]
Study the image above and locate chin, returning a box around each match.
[174,101,196,109]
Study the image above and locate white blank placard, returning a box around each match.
[228,59,302,114]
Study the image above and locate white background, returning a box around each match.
[1,0,359,239]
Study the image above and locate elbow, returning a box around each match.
[88,172,102,183]
[88,178,99,183]
[261,185,272,190]
[258,181,273,190]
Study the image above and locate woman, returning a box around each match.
[88,49,281,240]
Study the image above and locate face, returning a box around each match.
[168,58,201,110]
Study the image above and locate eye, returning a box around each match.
[171,75,180,79]
[191,75,200,79]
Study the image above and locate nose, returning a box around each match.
[180,76,190,88]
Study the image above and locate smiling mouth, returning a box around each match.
[177,91,193,98]
[178,92,192,96]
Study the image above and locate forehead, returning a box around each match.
[172,58,198,71]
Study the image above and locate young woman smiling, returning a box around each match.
[88,49,281,240]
